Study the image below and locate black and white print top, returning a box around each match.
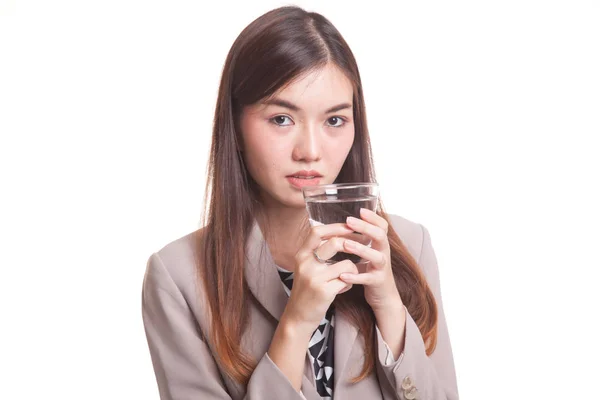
[276,265,335,400]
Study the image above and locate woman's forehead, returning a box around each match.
[262,65,353,112]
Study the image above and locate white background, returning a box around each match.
[1,1,599,398]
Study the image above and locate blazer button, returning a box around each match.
[401,376,413,390]
[404,386,419,400]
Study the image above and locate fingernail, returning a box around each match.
[346,216,358,224]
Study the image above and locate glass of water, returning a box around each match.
[302,182,380,264]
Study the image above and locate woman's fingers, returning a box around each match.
[346,214,389,250]
[297,223,354,261]
[339,271,377,286]
[322,259,358,281]
[358,208,389,233]
[343,239,387,269]
[305,229,368,263]
[329,278,353,295]
[312,236,346,262]
[337,283,353,294]
[324,260,359,293]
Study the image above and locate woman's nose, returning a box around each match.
[292,124,321,162]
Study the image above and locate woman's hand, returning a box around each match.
[338,208,404,312]
[282,223,360,334]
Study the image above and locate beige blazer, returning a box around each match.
[142,213,459,399]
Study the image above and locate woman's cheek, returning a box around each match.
[327,129,354,155]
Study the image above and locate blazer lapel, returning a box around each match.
[244,219,289,321]
[244,220,323,398]
[333,311,359,396]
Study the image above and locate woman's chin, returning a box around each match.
[287,195,308,209]
[273,186,306,207]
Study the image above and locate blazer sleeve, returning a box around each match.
[374,224,459,400]
[141,252,307,400]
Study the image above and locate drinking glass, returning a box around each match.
[302,182,379,264]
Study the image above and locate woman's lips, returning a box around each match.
[286,176,322,188]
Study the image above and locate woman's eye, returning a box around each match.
[327,116,345,127]
[270,115,293,126]
[270,115,346,128]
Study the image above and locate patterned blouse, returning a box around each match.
[276,265,335,400]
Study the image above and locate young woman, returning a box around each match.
[142,6,459,400]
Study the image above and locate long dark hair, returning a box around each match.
[198,5,438,386]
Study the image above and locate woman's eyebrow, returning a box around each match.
[262,97,352,113]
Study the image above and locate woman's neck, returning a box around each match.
[257,205,310,272]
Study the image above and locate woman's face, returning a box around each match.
[239,64,355,209]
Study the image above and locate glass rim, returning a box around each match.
[301,182,379,193]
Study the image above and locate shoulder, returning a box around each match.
[144,227,206,305]
[386,213,443,296]
[385,213,426,263]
